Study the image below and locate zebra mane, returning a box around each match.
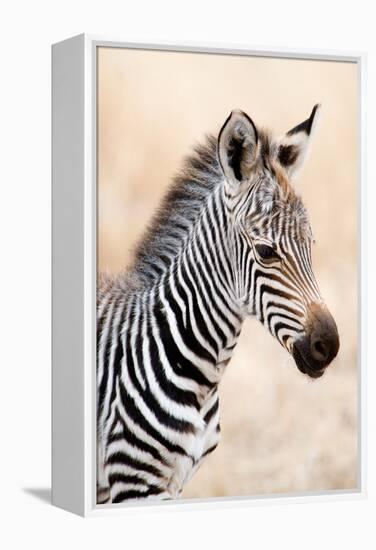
[130,135,223,286]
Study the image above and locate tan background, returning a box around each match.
[97,47,358,498]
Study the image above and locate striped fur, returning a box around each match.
[97,106,339,504]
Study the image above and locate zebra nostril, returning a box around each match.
[311,337,329,362]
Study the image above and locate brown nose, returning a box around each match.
[310,325,339,364]
[308,303,339,365]
[292,303,339,378]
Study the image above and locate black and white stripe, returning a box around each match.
[97,107,328,504]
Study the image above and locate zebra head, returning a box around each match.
[218,106,339,378]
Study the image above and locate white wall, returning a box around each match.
[1,1,375,548]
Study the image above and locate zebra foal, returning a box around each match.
[97,106,339,504]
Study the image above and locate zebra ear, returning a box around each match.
[277,104,321,179]
[218,110,259,188]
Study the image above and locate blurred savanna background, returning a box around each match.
[97,47,358,498]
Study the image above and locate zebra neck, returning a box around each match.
[146,193,244,390]
[148,281,242,394]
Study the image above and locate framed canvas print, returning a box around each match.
[52,35,366,517]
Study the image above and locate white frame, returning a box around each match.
[52,34,367,517]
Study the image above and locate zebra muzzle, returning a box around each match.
[292,303,340,378]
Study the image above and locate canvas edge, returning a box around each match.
[357,50,367,499]
[52,33,86,516]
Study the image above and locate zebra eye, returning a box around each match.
[255,244,280,263]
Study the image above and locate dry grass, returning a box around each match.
[97,48,358,498]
